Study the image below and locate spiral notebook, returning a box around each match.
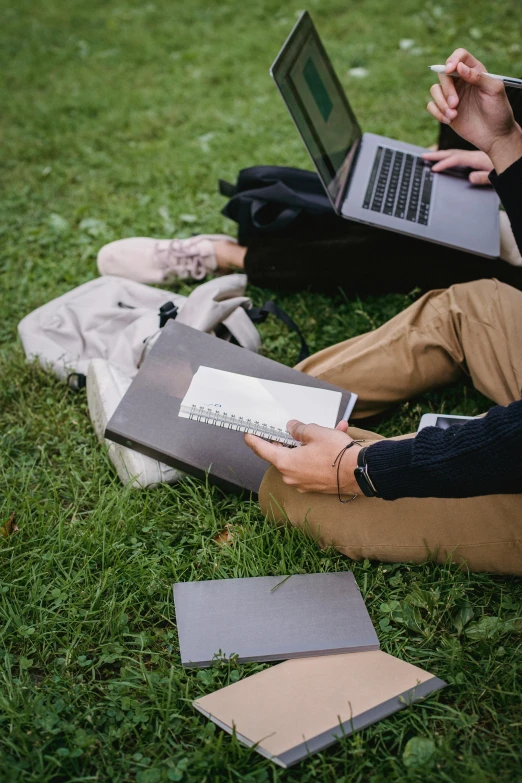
[105,321,357,495]
[179,367,345,447]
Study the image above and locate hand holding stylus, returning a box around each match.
[427,48,522,173]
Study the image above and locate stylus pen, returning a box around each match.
[429,64,522,90]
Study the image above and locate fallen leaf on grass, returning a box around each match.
[213,525,234,546]
[1,513,19,537]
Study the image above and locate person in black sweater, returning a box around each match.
[97,72,522,296]
[246,48,522,576]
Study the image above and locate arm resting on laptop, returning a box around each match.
[366,400,522,499]
[427,47,522,253]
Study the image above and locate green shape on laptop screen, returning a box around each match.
[303,56,333,122]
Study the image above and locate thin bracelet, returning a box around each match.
[332,441,363,503]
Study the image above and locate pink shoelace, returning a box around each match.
[154,237,209,280]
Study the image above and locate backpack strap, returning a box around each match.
[218,178,237,198]
[247,301,310,364]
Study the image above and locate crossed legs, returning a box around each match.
[259,279,522,574]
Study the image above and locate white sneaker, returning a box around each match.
[97,234,237,284]
[87,358,182,488]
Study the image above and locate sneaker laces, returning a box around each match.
[155,237,211,281]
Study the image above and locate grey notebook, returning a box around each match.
[105,321,356,496]
[173,572,379,668]
[194,651,446,767]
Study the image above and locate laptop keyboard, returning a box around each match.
[362,146,433,225]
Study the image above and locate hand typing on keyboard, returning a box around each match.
[422,149,493,186]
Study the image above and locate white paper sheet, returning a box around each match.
[179,367,342,445]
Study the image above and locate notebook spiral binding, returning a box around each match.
[179,404,299,447]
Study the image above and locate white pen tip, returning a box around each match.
[429,64,447,73]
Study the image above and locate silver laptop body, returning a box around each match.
[270,11,500,258]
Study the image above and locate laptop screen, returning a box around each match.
[271,12,362,209]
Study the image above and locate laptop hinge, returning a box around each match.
[334,137,362,214]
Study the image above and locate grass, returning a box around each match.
[1,0,522,780]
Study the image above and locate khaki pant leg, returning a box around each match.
[296,279,522,417]
[260,281,522,574]
[260,465,522,576]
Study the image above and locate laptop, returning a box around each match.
[270,11,500,257]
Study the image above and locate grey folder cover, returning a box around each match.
[105,320,356,495]
[173,572,379,668]
[193,651,446,768]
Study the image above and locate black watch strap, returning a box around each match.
[354,446,379,497]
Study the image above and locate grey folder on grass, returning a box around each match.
[173,572,379,668]
[193,651,446,768]
[104,320,356,497]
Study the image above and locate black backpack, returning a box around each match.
[219,165,344,246]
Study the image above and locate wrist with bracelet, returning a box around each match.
[332,442,379,502]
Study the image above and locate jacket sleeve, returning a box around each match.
[489,156,522,256]
[365,399,522,499]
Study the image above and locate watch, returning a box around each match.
[354,446,379,497]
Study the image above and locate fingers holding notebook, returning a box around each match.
[245,421,361,495]
[244,432,286,466]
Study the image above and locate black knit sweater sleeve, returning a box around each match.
[364,157,522,500]
[365,400,522,499]
[489,155,522,255]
